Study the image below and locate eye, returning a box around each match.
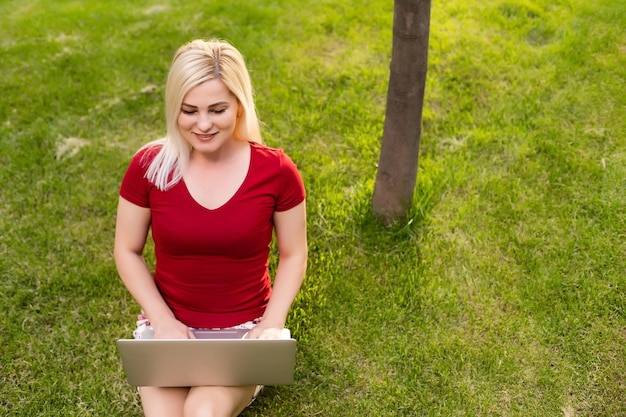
[181,108,196,115]
[212,108,227,114]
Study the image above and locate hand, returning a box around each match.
[152,318,195,339]
[244,325,283,340]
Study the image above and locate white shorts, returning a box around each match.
[132,313,261,339]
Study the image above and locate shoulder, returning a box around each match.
[250,141,286,159]
[123,143,164,177]
[248,143,305,209]
[121,142,163,187]
[120,144,163,206]
[134,142,164,167]
[249,142,297,169]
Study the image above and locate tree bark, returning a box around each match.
[372,0,431,223]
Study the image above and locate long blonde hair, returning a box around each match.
[142,39,262,190]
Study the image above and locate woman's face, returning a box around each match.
[177,79,240,156]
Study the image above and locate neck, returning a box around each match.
[190,140,249,165]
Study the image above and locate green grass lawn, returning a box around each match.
[1,0,625,415]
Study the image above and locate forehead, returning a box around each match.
[182,79,236,105]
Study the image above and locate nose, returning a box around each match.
[196,112,213,132]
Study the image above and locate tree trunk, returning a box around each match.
[372,0,431,224]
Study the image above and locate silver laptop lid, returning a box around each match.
[116,330,296,387]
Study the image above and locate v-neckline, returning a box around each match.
[181,143,252,211]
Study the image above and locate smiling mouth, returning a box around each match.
[194,132,217,140]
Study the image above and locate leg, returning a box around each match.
[139,386,189,417]
[184,385,258,417]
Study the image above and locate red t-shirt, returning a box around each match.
[119,142,306,328]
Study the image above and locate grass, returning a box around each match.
[1,0,625,415]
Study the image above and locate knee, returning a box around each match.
[184,386,252,417]
[183,399,229,417]
[184,402,212,417]
[184,402,213,417]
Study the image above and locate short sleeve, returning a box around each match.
[119,148,156,208]
[276,150,306,212]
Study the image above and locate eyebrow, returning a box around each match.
[181,101,229,109]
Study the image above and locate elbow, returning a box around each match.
[113,245,126,270]
[279,250,308,272]
[113,243,142,269]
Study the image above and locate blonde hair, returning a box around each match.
[142,39,262,190]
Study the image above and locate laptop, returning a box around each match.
[116,328,297,387]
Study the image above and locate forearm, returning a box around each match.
[261,253,307,328]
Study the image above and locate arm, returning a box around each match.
[113,196,194,339]
[247,201,307,339]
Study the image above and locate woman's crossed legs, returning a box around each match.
[140,385,257,417]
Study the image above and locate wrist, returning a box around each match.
[258,316,285,329]
[143,310,178,328]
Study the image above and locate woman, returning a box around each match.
[114,39,307,417]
